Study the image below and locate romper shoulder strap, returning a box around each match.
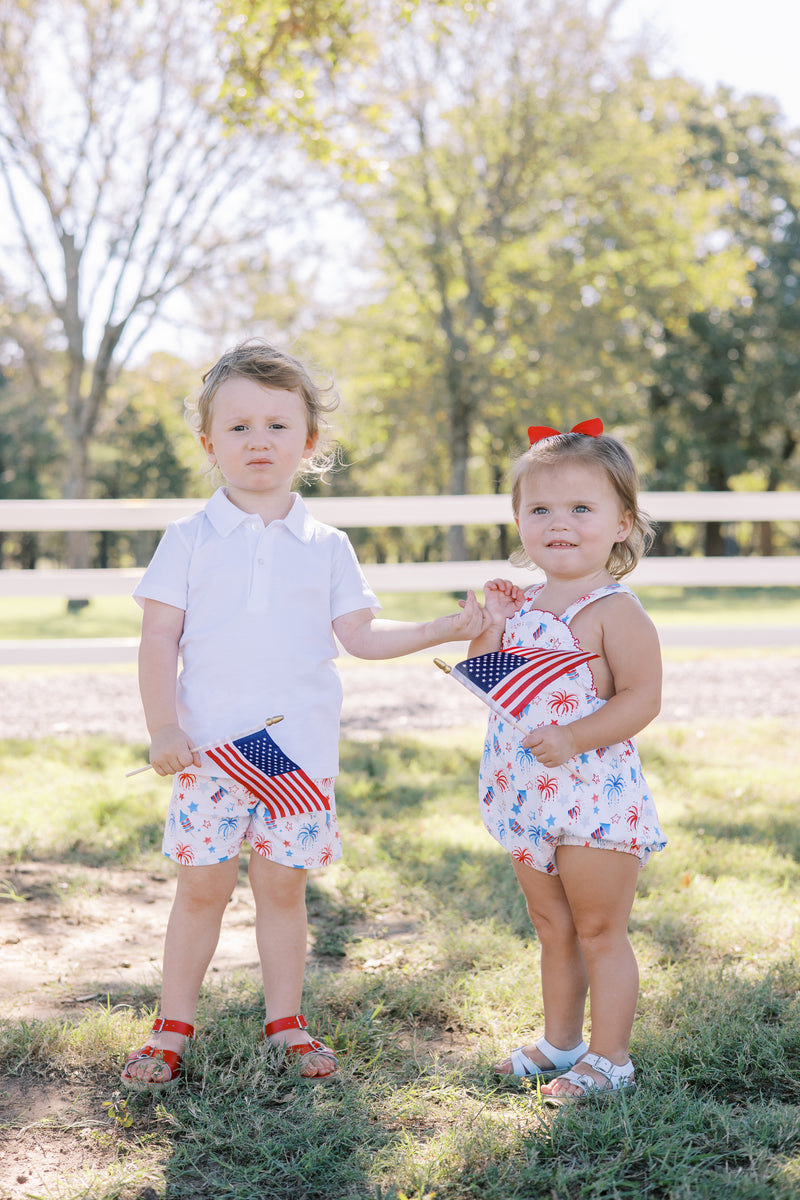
[561,582,635,626]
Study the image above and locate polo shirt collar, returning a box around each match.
[204,488,315,542]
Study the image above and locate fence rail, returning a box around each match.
[1,493,799,664]
[3,491,800,531]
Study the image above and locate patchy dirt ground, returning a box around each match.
[2,653,799,1018]
[0,653,798,1199]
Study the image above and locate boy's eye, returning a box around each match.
[269,422,286,430]
[573,504,590,513]
[531,506,549,515]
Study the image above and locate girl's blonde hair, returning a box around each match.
[510,431,655,579]
[185,338,340,477]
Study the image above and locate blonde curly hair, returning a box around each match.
[185,338,339,478]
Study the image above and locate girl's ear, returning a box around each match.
[615,509,634,542]
[302,430,319,459]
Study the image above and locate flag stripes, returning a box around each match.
[452,646,598,720]
[206,730,330,821]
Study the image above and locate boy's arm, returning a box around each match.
[333,590,485,660]
[522,600,662,767]
[138,598,200,775]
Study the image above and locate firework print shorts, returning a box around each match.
[162,757,341,870]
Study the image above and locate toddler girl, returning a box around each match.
[470,419,666,1103]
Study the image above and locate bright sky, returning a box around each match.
[609,0,799,127]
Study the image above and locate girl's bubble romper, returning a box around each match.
[478,583,667,875]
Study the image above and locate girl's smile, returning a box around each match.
[515,461,633,582]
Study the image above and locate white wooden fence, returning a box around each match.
[1,493,799,663]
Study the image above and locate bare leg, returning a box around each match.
[249,853,336,1078]
[495,858,589,1073]
[123,859,239,1084]
[541,845,640,1098]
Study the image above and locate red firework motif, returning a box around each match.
[494,768,510,791]
[548,690,579,716]
[512,846,534,866]
[626,803,642,830]
[253,835,273,857]
[536,774,558,799]
[175,843,195,865]
[178,772,196,789]
[319,846,334,866]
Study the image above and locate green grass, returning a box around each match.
[1,715,799,1197]
[1,586,799,641]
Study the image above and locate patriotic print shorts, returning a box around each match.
[162,758,341,870]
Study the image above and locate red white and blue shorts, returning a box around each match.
[162,756,341,870]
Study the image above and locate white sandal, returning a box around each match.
[495,1035,588,1078]
[542,1051,635,1105]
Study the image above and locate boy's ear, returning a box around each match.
[302,431,319,458]
[199,433,215,463]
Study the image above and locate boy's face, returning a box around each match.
[200,377,317,510]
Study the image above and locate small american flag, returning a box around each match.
[206,728,330,821]
[451,646,598,721]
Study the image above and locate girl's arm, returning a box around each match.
[333,590,485,660]
[522,599,662,767]
[138,598,200,775]
[467,579,525,657]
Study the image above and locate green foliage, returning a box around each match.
[645,85,800,548]
[315,0,777,554]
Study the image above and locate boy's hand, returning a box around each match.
[446,588,487,639]
[521,723,577,769]
[149,725,201,776]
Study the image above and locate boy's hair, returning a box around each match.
[510,431,655,579]
[185,338,340,477]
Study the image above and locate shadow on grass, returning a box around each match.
[680,813,800,865]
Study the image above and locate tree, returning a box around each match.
[319,1,750,558]
[0,0,301,565]
[644,85,800,553]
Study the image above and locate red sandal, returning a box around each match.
[261,1014,339,1081]
[120,1018,195,1090]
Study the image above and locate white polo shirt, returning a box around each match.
[134,488,379,777]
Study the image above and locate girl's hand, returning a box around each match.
[483,578,524,624]
[149,725,201,776]
[521,723,577,769]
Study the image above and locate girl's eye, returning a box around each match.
[269,422,286,430]
[574,504,590,513]
[532,506,548,515]
[232,424,247,432]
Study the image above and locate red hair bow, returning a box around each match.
[528,418,604,445]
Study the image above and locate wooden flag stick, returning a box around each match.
[434,658,589,786]
[125,715,285,778]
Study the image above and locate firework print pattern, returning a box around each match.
[479,583,666,875]
[162,759,340,869]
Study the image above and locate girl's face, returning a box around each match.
[515,460,633,581]
[200,377,316,510]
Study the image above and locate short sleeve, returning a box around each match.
[329,533,380,621]
[133,522,193,611]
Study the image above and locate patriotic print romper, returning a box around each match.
[478,583,666,874]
